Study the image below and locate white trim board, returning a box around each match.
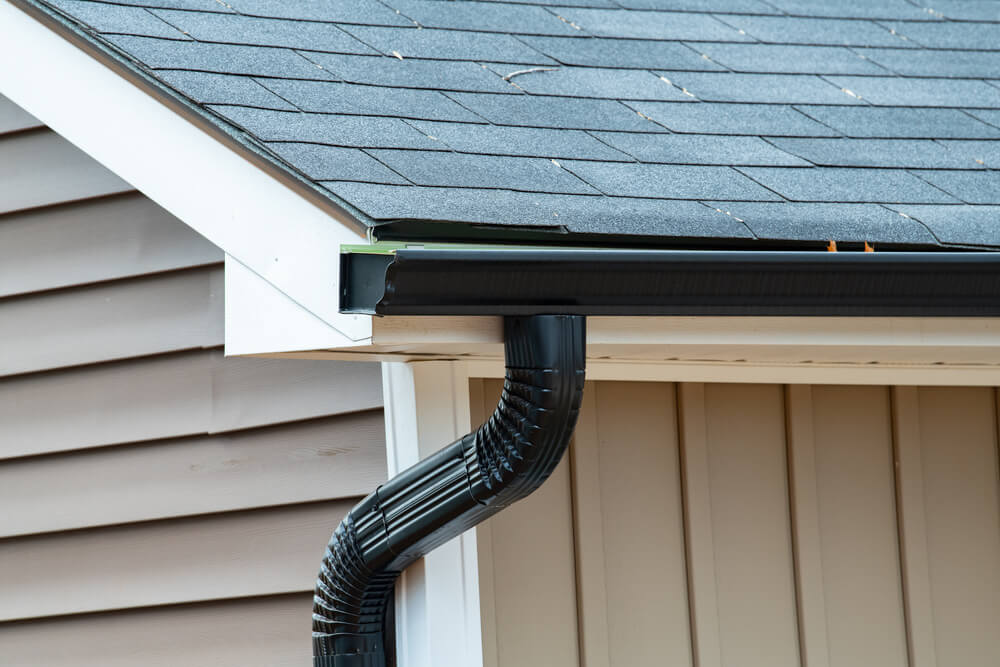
[0,0,371,342]
[247,315,1000,385]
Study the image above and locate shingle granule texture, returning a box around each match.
[31,0,1000,248]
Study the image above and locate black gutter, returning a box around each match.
[313,315,585,667]
[342,249,1000,317]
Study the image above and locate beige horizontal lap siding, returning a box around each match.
[0,101,385,663]
[0,93,42,136]
[0,594,315,667]
[478,380,1000,667]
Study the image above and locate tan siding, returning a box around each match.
[0,350,383,459]
[693,383,801,667]
[810,386,908,667]
[0,411,385,538]
[0,500,354,621]
[482,379,1000,667]
[572,381,692,667]
[904,387,1000,667]
[0,100,385,664]
[0,94,42,136]
[0,594,314,667]
[0,267,224,376]
[0,193,222,298]
[474,379,580,667]
[0,130,131,215]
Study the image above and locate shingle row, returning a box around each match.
[36,0,1000,248]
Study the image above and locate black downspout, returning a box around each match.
[312,314,586,667]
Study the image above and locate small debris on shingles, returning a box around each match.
[392,50,404,60]
[714,207,745,223]
[551,159,561,167]
[503,66,558,81]
[976,159,985,165]
[842,88,862,100]
[553,14,583,31]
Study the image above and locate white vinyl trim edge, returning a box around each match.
[381,362,485,667]
[0,0,371,342]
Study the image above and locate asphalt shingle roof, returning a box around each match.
[27,0,1000,249]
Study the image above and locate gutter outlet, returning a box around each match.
[312,314,586,667]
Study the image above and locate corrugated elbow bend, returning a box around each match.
[312,315,586,667]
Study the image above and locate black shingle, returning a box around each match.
[258,79,485,122]
[592,132,810,166]
[513,67,694,101]
[613,0,778,13]
[796,106,1000,139]
[968,110,1000,130]
[104,35,337,79]
[914,170,1000,204]
[906,0,1000,21]
[156,70,296,109]
[302,54,513,93]
[706,201,939,244]
[889,204,1000,246]
[408,120,632,160]
[51,0,189,39]
[225,0,412,25]
[660,72,860,105]
[717,15,912,47]
[343,26,555,63]
[561,162,783,200]
[266,143,409,183]
[447,92,660,131]
[367,150,600,193]
[382,0,578,35]
[689,43,889,75]
[554,8,752,41]
[518,35,723,70]
[151,10,377,54]
[767,138,987,170]
[35,0,1000,249]
[763,0,935,20]
[632,102,838,136]
[209,106,439,148]
[859,49,1000,79]
[825,76,1000,108]
[327,182,754,238]
[938,141,1000,169]
[884,21,1000,50]
[738,167,960,203]
[71,0,230,10]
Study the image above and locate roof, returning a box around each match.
[17,0,1000,250]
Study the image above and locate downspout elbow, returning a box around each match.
[312,315,586,667]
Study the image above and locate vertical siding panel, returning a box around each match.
[785,385,832,667]
[574,382,692,667]
[678,382,724,667]
[476,379,580,667]
[702,383,800,667]
[912,387,1000,667]
[891,386,939,667]
[811,386,908,667]
[569,382,612,667]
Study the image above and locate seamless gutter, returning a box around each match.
[342,248,1000,317]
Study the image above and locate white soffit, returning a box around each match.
[0,1,371,342]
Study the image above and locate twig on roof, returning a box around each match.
[503,67,558,81]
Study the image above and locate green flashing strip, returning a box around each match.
[340,241,649,254]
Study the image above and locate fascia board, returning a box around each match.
[0,0,371,342]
